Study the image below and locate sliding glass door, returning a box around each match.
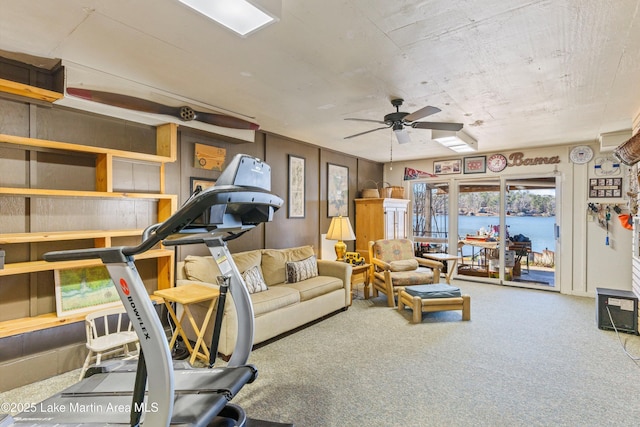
[411,174,559,289]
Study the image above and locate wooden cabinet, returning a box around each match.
[355,198,410,260]
[0,86,178,338]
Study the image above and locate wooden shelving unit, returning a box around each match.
[0,78,63,103]
[0,83,179,337]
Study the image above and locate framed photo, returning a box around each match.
[433,159,462,175]
[55,266,122,317]
[327,163,349,217]
[288,155,306,218]
[463,156,487,174]
[190,177,216,193]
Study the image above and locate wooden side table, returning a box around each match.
[350,263,371,303]
[422,253,462,284]
[154,284,220,365]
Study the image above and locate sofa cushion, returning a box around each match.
[285,255,318,283]
[232,250,262,274]
[280,275,343,302]
[242,265,268,294]
[250,285,300,316]
[183,255,221,284]
[261,246,315,286]
[389,259,419,272]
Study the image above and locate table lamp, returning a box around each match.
[326,216,356,261]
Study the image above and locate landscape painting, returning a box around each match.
[55,266,121,316]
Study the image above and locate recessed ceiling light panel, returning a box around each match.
[178,0,278,37]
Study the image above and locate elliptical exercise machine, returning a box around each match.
[2,154,284,426]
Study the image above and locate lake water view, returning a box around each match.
[431,215,556,253]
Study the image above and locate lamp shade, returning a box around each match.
[326,216,356,241]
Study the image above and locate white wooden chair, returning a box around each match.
[80,305,140,380]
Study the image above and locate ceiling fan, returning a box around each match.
[344,98,463,144]
[66,87,260,130]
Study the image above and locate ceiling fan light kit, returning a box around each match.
[433,130,478,153]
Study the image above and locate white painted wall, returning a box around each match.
[383,143,632,297]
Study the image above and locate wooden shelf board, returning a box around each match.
[0,249,174,277]
[0,295,164,339]
[0,187,177,201]
[0,133,173,163]
[0,78,63,103]
[0,229,144,244]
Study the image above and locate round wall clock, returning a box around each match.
[569,145,594,164]
[487,154,508,172]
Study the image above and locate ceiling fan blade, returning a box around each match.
[411,121,464,131]
[67,87,259,130]
[344,118,386,125]
[404,105,441,122]
[344,125,390,139]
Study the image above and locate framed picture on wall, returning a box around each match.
[433,159,462,175]
[288,155,306,218]
[327,163,349,217]
[463,156,487,174]
[190,177,216,193]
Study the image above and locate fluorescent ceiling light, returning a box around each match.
[179,0,277,36]
[433,130,478,153]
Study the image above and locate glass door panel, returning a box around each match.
[456,180,501,282]
[504,177,557,288]
[412,181,450,255]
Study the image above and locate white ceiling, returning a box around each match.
[1,0,639,162]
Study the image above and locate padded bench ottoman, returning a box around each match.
[397,284,470,324]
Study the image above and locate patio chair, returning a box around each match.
[79,305,139,380]
[368,239,443,307]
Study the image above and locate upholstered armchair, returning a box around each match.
[368,239,443,307]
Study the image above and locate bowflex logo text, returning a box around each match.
[119,278,150,340]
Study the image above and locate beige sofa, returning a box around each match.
[176,245,352,358]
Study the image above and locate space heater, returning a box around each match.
[596,288,638,335]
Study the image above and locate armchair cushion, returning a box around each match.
[373,239,415,262]
[389,259,419,272]
[374,270,434,286]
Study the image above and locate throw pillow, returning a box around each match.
[285,255,318,283]
[389,259,419,272]
[242,265,268,294]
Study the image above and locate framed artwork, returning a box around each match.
[463,156,487,174]
[589,177,622,198]
[327,163,349,217]
[190,177,216,193]
[288,155,306,218]
[55,266,122,316]
[433,159,462,175]
[194,143,226,171]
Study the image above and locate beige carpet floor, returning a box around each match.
[2,280,640,426]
